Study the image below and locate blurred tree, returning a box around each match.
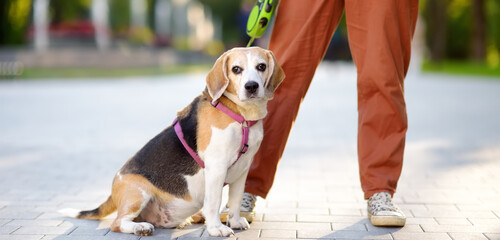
[49,0,91,23]
[472,0,486,61]
[424,0,449,61]
[0,0,32,46]
[200,0,243,47]
[485,0,500,67]
[147,0,155,31]
[421,0,499,64]
[486,1,500,47]
[109,0,130,37]
[446,0,472,60]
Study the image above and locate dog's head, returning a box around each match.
[206,47,285,105]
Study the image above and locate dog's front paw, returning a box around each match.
[206,224,234,237]
[228,216,250,230]
[133,222,154,236]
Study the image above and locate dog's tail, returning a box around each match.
[59,195,116,220]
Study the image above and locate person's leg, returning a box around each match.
[245,0,345,198]
[344,0,418,226]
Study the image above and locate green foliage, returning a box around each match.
[0,0,32,45]
[446,0,472,59]
[108,0,156,43]
[49,0,91,23]
[420,0,500,64]
[199,0,244,44]
[109,0,130,35]
[0,0,245,48]
[147,0,155,31]
[485,0,500,53]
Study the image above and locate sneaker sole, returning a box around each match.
[220,211,255,223]
[368,214,406,227]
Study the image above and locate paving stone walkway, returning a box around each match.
[1,63,499,240]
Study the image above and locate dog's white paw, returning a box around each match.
[206,224,234,237]
[228,216,250,230]
[133,222,155,236]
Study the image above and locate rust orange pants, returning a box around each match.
[245,0,419,199]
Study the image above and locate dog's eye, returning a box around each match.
[232,66,243,74]
[256,63,266,72]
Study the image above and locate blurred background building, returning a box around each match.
[0,0,499,78]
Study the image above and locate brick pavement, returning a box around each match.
[0,63,499,239]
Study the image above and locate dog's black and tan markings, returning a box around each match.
[76,96,206,220]
[59,47,285,237]
[121,96,204,197]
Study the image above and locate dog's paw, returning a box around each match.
[228,216,250,230]
[176,218,192,229]
[206,224,234,237]
[133,222,155,236]
[190,211,205,224]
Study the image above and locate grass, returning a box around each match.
[422,60,500,78]
[7,64,212,80]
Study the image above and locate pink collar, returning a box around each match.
[174,100,258,168]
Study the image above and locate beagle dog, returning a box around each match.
[59,47,285,237]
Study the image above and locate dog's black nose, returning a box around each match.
[245,81,259,94]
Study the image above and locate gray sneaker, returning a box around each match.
[220,192,256,223]
[367,192,406,227]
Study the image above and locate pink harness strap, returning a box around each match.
[173,118,205,168]
[173,101,258,169]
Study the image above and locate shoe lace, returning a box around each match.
[369,192,399,212]
[241,192,256,211]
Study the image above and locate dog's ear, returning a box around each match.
[264,50,285,99]
[206,51,230,104]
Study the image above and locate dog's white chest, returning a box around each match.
[199,121,263,180]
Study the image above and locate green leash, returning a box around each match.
[246,0,279,47]
[247,36,257,48]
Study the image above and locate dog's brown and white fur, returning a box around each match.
[59,47,285,237]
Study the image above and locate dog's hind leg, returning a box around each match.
[110,186,155,236]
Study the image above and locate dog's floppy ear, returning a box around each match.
[264,50,285,99]
[206,51,230,104]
